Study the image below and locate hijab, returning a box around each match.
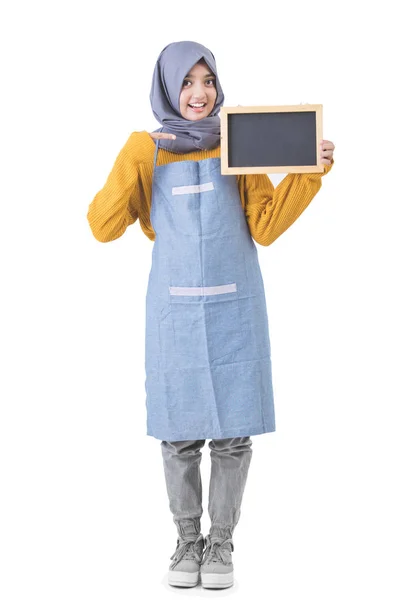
[149,40,225,153]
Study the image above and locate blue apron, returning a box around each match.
[145,140,275,441]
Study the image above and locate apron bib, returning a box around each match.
[145,140,275,441]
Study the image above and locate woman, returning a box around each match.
[87,40,335,589]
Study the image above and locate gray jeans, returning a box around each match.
[161,437,253,541]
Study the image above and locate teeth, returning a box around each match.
[190,103,205,107]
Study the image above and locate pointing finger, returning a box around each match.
[149,132,177,140]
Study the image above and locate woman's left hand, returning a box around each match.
[320,140,335,165]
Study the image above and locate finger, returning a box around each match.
[320,150,333,159]
[320,158,332,165]
[320,140,335,151]
[150,132,177,140]
[320,144,334,153]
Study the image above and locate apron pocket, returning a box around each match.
[170,302,209,363]
[170,289,244,363]
[204,295,244,362]
[170,179,224,236]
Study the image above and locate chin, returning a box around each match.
[186,112,211,121]
[181,104,213,121]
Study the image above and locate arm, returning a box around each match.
[87,131,154,243]
[241,139,335,246]
[240,161,333,246]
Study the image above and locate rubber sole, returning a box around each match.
[201,571,234,589]
[168,569,199,587]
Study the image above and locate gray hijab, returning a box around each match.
[149,41,224,153]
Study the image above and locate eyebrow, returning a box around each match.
[184,72,216,79]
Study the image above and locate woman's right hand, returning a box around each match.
[149,132,176,140]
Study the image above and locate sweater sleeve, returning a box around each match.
[239,162,333,246]
[87,131,155,242]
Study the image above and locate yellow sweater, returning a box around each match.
[87,131,332,245]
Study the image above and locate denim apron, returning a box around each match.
[145,140,276,441]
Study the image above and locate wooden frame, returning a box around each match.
[220,104,323,174]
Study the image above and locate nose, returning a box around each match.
[190,80,207,100]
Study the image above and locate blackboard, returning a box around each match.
[220,105,323,174]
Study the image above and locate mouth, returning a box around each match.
[188,102,207,113]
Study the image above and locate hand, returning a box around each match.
[149,132,176,141]
[320,140,335,165]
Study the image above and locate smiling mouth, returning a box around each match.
[188,103,206,111]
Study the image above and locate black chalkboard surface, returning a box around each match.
[220,105,323,174]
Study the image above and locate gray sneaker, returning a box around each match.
[200,534,234,589]
[168,533,204,587]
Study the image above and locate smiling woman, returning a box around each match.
[179,59,217,120]
[87,39,335,592]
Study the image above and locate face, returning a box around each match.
[179,59,217,121]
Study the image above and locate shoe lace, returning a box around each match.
[170,533,204,567]
[201,535,234,566]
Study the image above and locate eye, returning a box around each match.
[182,79,191,87]
[206,78,216,86]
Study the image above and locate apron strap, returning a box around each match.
[153,137,160,170]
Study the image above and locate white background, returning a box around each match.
[1,1,399,598]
